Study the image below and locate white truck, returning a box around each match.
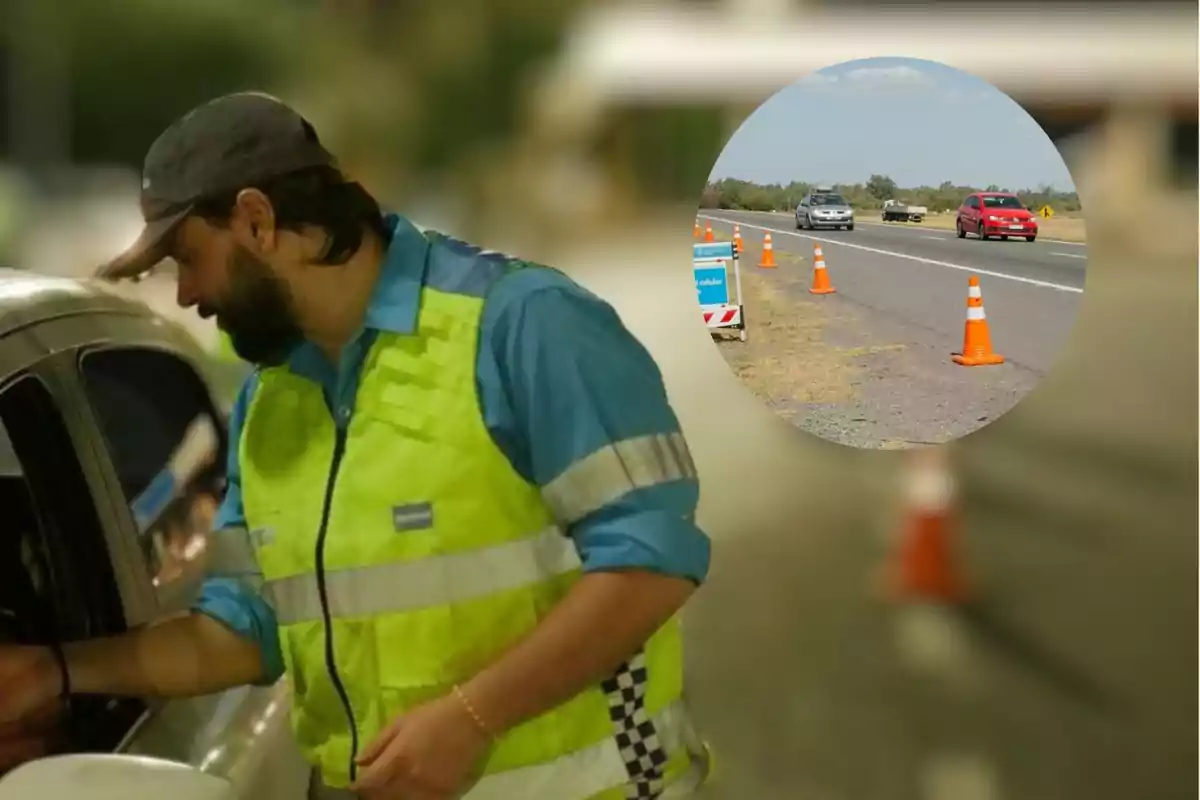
[881,198,928,223]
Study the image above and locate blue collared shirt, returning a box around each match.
[194,214,710,683]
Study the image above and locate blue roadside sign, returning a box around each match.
[694,241,734,306]
[694,241,734,261]
[695,264,730,306]
[691,233,746,341]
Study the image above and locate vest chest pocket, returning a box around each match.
[353,383,440,442]
[355,348,479,446]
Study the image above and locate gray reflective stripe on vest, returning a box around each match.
[263,525,580,625]
[205,526,262,577]
[462,701,703,800]
[541,432,698,525]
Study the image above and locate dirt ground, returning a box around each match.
[706,242,1043,449]
[711,249,913,449]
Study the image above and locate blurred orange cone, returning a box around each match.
[694,219,702,239]
[758,233,777,268]
[704,222,715,243]
[888,448,968,603]
[808,243,836,295]
[733,224,744,254]
[952,276,1004,366]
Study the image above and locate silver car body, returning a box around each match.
[0,268,309,798]
[795,193,855,230]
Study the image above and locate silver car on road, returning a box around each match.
[795,192,856,231]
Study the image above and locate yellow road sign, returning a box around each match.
[1038,205,1055,219]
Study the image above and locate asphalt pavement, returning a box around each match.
[696,210,1089,446]
[702,211,1086,375]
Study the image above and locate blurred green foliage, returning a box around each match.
[2,0,296,165]
[3,0,592,178]
[382,0,583,173]
[596,106,730,204]
[1,0,756,223]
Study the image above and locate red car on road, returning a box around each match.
[956,192,1039,242]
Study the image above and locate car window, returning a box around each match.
[0,394,66,647]
[77,347,227,595]
[967,197,979,209]
[0,372,144,772]
[811,194,847,206]
[981,195,1025,209]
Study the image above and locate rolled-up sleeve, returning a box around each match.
[478,268,711,584]
[192,372,286,685]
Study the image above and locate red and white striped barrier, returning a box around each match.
[701,304,742,328]
[693,238,747,342]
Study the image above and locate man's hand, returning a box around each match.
[0,647,62,728]
[348,691,491,799]
[0,694,64,774]
[0,647,67,776]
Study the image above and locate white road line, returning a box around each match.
[700,215,1084,294]
[1050,252,1088,259]
[921,235,946,241]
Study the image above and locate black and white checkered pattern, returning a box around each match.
[600,651,669,799]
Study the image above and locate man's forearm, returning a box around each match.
[460,570,696,735]
[64,612,266,698]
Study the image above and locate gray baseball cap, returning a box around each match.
[96,91,335,280]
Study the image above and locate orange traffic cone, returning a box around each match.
[887,447,968,603]
[757,233,777,268]
[952,276,1004,366]
[694,219,702,239]
[704,222,715,243]
[733,224,744,254]
[808,243,836,295]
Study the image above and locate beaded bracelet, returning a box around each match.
[452,684,493,740]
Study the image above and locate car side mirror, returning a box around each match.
[0,754,236,800]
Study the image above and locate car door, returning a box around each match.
[962,195,981,230]
[21,311,310,800]
[0,325,148,775]
[796,195,809,225]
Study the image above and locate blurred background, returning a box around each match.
[0,1,1195,798]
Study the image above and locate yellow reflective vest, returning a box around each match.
[213,330,242,364]
[237,239,704,797]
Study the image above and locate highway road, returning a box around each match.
[696,210,1088,446]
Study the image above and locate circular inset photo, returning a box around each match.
[691,56,1087,449]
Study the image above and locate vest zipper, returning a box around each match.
[314,427,360,782]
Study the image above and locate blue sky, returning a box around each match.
[709,56,1076,192]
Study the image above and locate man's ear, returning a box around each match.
[232,188,276,251]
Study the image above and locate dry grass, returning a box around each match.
[710,249,863,413]
[869,211,1088,243]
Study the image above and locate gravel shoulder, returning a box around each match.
[710,245,1044,449]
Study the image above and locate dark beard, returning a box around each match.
[217,245,305,367]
